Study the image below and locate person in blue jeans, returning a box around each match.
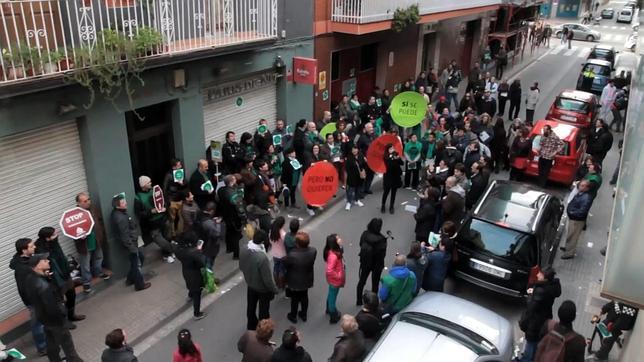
[10,238,47,355]
[324,234,346,324]
[344,145,367,211]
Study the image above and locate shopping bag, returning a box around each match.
[201,267,217,294]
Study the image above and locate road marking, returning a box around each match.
[611,26,618,29]
[602,25,609,28]
[620,26,627,30]
[509,47,554,83]
[603,34,614,41]
[564,46,578,56]
[550,46,564,55]
[578,48,591,58]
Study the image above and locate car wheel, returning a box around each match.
[586,35,595,42]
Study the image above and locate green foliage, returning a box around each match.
[392,4,420,33]
[134,27,163,56]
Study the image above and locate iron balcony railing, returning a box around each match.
[0,0,278,83]
[331,0,502,24]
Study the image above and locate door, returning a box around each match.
[422,32,437,70]
[461,21,477,74]
[126,102,175,187]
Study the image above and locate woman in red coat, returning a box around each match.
[324,234,346,324]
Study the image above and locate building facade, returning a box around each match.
[0,0,313,324]
[313,0,502,118]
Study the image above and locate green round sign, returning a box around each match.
[319,122,337,140]
[235,97,243,107]
[389,91,427,128]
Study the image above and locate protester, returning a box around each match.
[181,192,199,233]
[422,239,451,292]
[537,125,565,188]
[356,218,387,306]
[172,329,202,362]
[238,319,275,362]
[599,80,617,121]
[34,227,85,325]
[285,232,317,323]
[269,216,288,289]
[174,231,207,320]
[355,291,384,352]
[324,234,346,324]
[270,327,312,362]
[9,238,46,356]
[378,254,416,315]
[590,301,639,361]
[491,118,508,172]
[283,219,300,254]
[403,134,422,189]
[414,187,439,243]
[101,328,137,362]
[357,122,377,194]
[497,78,509,116]
[217,174,246,260]
[111,194,151,291]
[406,242,428,295]
[163,158,188,239]
[222,131,243,175]
[345,144,367,211]
[587,119,613,167]
[441,176,466,225]
[194,201,223,270]
[560,180,594,260]
[239,230,279,330]
[534,300,585,361]
[381,143,404,214]
[189,160,215,209]
[25,253,84,362]
[75,192,109,293]
[135,175,175,263]
[496,46,508,79]
[281,148,302,209]
[518,267,561,362]
[328,315,366,362]
[509,79,522,120]
[509,127,531,180]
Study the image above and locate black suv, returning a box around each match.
[453,180,565,297]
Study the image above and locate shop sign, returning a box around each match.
[203,72,277,104]
[322,90,329,101]
[293,57,318,84]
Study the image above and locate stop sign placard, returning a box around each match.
[59,207,95,240]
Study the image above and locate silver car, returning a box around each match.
[552,23,602,41]
[364,292,515,362]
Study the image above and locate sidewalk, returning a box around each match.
[7,191,346,361]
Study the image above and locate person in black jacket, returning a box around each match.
[592,301,639,360]
[271,327,312,362]
[490,118,508,173]
[222,131,243,175]
[415,188,440,243]
[285,232,317,323]
[466,162,487,209]
[292,119,308,164]
[26,254,84,362]
[217,174,246,260]
[162,158,188,239]
[355,291,384,352]
[174,231,207,320]
[111,195,150,291]
[195,202,224,271]
[381,144,404,214]
[356,218,387,306]
[508,79,522,120]
[357,123,377,194]
[189,159,215,209]
[9,238,47,355]
[101,328,138,362]
[587,119,613,167]
[281,148,303,209]
[518,267,561,362]
[34,227,85,325]
[345,145,367,210]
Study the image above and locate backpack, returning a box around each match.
[534,320,576,362]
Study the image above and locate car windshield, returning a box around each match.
[555,97,589,113]
[590,49,613,60]
[460,219,537,266]
[583,64,611,76]
[398,312,499,356]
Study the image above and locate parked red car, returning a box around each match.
[546,89,598,129]
[519,120,587,185]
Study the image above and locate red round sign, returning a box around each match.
[301,161,339,207]
[59,207,95,240]
[366,134,404,174]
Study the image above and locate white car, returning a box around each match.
[617,8,634,23]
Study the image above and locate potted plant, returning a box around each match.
[57,48,73,71]
[20,46,44,76]
[43,49,63,74]
[99,28,126,61]
[2,46,26,80]
[133,27,163,56]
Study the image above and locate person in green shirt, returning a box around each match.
[404,134,422,189]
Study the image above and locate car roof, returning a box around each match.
[473,180,551,233]
[558,89,596,102]
[592,44,615,52]
[402,292,511,348]
[585,59,612,67]
[530,120,580,142]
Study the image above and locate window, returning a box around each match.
[331,52,340,81]
[555,98,589,113]
[460,219,537,266]
[360,43,377,71]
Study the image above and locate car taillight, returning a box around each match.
[528,265,541,285]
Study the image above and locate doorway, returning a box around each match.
[422,32,437,71]
[461,20,479,74]
[126,102,175,188]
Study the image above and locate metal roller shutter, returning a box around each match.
[0,121,88,320]
[202,85,277,147]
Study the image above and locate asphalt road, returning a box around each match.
[139,25,629,361]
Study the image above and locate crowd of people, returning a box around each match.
[6,51,631,362]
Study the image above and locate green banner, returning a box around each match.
[320,122,337,140]
[390,91,426,128]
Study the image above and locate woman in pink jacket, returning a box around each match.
[324,233,346,324]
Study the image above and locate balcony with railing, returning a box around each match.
[0,0,278,84]
[331,0,502,24]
